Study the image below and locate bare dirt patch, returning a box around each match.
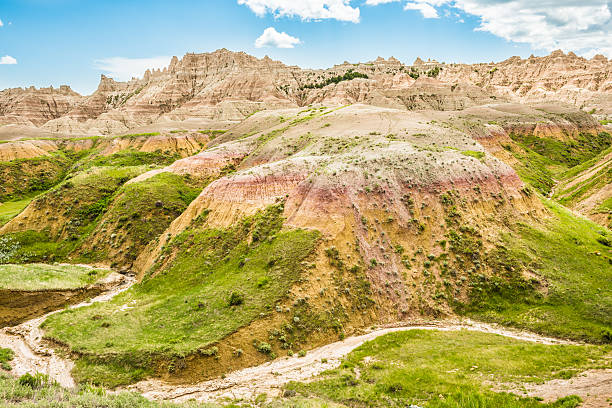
[520,369,612,408]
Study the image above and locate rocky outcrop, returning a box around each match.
[0,86,82,127]
[439,50,612,114]
[4,49,610,136]
[133,104,544,274]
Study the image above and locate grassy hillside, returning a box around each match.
[287,330,610,408]
[42,203,320,386]
[0,198,33,227]
[0,165,150,264]
[78,172,202,268]
[502,131,611,196]
[0,152,82,202]
[0,264,109,290]
[454,199,612,343]
[553,146,612,228]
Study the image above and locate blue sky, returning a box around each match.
[1,0,610,95]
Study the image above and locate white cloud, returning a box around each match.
[239,0,612,57]
[0,55,17,65]
[255,27,302,48]
[237,0,360,23]
[452,0,612,57]
[362,0,612,58]
[0,19,3,27]
[365,0,399,5]
[404,1,439,18]
[93,56,171,81]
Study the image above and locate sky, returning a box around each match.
[1,0,611,95]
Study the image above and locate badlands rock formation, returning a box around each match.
[0,85,82,127]
[1,49,610,136]
[440,51,612,114]
[0,49,610,386]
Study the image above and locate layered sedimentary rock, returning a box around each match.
[439,51,612,114]
[3,49,610,136]
[131,104,545,274]
[0,86,82,127]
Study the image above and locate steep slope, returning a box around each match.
[0,49,606,138]
[0,131,211,203]
[425,103,612,226]
[1,50,609,139]
[0,86,83,127]
[440,50,612,114]
[18,104,605,388]
[553,147,612,228]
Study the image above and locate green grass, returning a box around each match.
[555,164,611,207]
[0,154,77,202]
[599,196,612,211]
[0,264,109,290]
[455,198,612,343]
[42,203,320,386]
[504,132,611,195]
[287,330,609,408]
[0,374,220,407]
[553,147,611,208]
[0,374,346,407]
[558,146,612,180]
[461,150,485,160]
[502,144,559,195]
[0,165,150,264]
[76,150,178,171]
[79,172,202,268]
[0,198,33,226]
[0,348,14,371]
[510,132,611,169]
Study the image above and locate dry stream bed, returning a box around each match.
[0,269,609,407]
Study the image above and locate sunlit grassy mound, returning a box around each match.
[0,264,109,291]
[42,204,320,386]
[288,329,611,407]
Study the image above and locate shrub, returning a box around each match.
[228,292,244,306]
[18,372,49,389]
[596,236,611,247]
[301,69,369,89]
[386,382,404,393]
[427,66,441,77]
[256,342,273,354]
[257,276,270,287]
[0,348,14,370]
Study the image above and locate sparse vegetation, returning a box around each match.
[455,199,612,343]
[0,264,109,290]
[0,373,221,407]
[0,348,13,371]
[301,70,368,90]
[287,330,607,407]
[42,203,319,386]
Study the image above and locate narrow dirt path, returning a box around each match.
[127,319,582,404]
[0,272,135,387]
[2,283,607,406]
